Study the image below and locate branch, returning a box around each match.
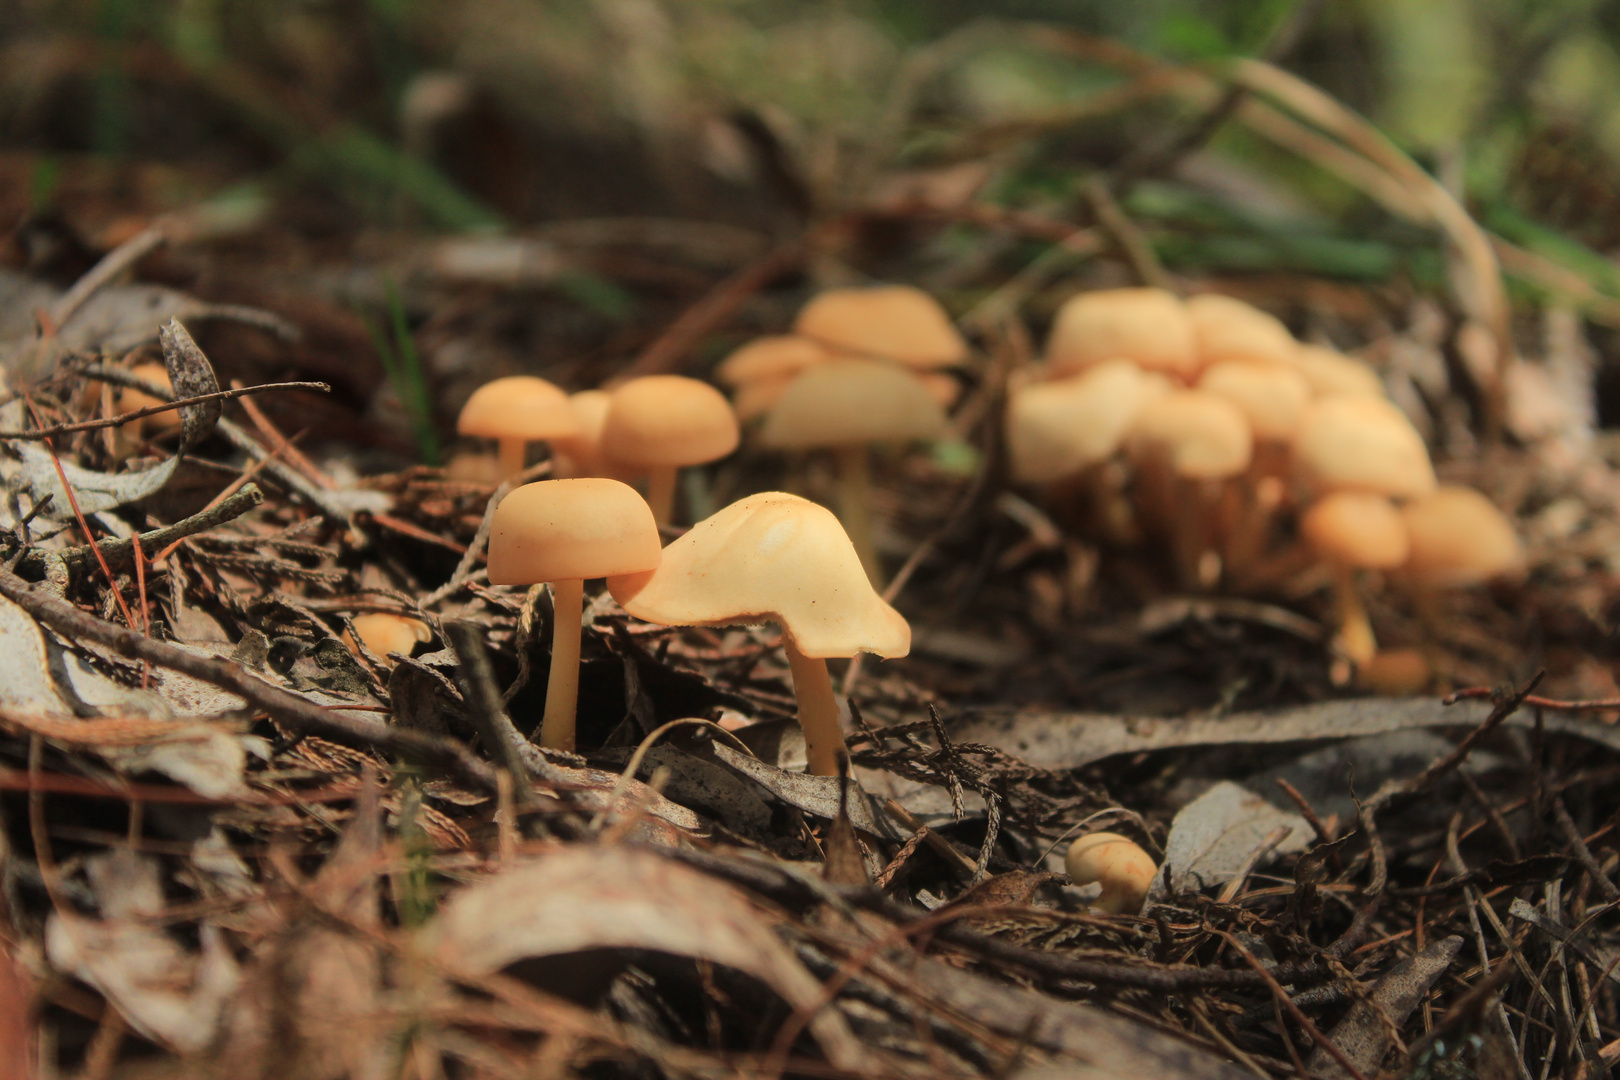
[0,382,332,440]
[16,483,267,577]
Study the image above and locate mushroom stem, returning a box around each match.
[539,577,585,750]
[497,438,528,483]
[834,445,881,587]
[1329,562,1377,666]
[645,465,678,526]
[784,639,845,776]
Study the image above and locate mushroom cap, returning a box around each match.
[487,478,662,585]
[1127,390,1253,480]
[1186,293,1298,366]
[1197,360,1311,440]
[444,451,503,484]
[607,491,910,660]
[1046,287,1198,380]
[349,613,432,659]
[599,376,740,468]
[1065,832,1157,915]
[793,285,967,369]
[457,376,580,442]
[732,374,795,423]
[550,390,621,478]
[1300,491,1409,569]
[1292,345,1385,399]
[122,363,181,431]
[759,359,947,449]
[1006,359,1170,483]
[715,335,832,386]
[1292,397,1436,498]
[1401,485,1524,586]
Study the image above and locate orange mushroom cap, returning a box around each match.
[456,376,579,443]
[1127,390,1253,480]
[1046,287,1198,380]
[1186,294,1298,367]
[1401,486,1524,586]
[1301,492,1409,570]
[793,285,967,369]
[598,376,739,469]
[1292,397,1435,499]
[487,478,662,585]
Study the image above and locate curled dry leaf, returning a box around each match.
[1150,781,1313,900]
[426,845,868,1072]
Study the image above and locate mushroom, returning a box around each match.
[759,358,946,584]
[598,376,740,525]
[1046,287,1198,381]
[1185,294,1298,367]
[488,478,662,751]
[1400,486,1524,588]
[793,285,968,369]
[1126,390,1253,589]
[1291,397,1436,500]
[608,492,910,775]
[1065,832,1157,915]
[550,390,620,479]
[456,375,580,482]
[716,335,835,422]
[343,613,432,667]
[1006,360,1171,484]
[118,363,181,443]
[444,451,504,485]
[1292,345,1386,399]
[1300,491,1409,666]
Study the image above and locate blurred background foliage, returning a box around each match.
[5,0,1620,327]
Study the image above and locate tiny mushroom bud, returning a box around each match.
[488,478,662,751]
[119,363,180,442]
[609,492,909,776]
[599,375,740,525]
[760,358,946,584]
[1401,486,1523,588]
[1006,359,1170,484]
[457,375,580,482]
[344,613,432,667]
[1292,397,1436,499]
[793,285,968,369]
[1065,832,1157,915]
[1185,294,1298,367]
[1046,287,1198,381]
[1292,345,1386,399]
[1301,492,1409,666]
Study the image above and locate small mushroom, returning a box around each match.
[1186,294,1298,367]
[1046,287,1197,381]
[1300,491,1409,667]
[488,478,662,751]
[118,363,181,443]
[1400,486,1524,588]
[760,359,946,584]
[793,285,967,369]
[1291,345,1386,399]
[608,492,910,775]
[343,613,432,667]
[716,335,834,422]
[1292,397,1436,500]
[599,376,740,525]
[1006,359,1171,484]
[1065,832,1157,915]
[456,375,580,482]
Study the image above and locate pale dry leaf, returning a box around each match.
[1150,780,1312,899]
[0,593,72,716]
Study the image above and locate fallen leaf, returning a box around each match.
[1151,781,1313,900]
[1308,935,1462,1079]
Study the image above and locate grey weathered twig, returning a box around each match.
[36,484,266,577]
[0,383,331,440]
[444,619,535,792]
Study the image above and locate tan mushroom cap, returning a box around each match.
[1402,486,1524,586]
[760,359,947,449]
[715,335,832,386]
[1007,359,1170,483]
[487,478,662,585]
[122,363,181,431]
[549,390,612,473]
[348,613,432,659]
[1065,832,1157,915]
[1301,492,1409,569]
[599,376,740,468]
[793,285,968,369]
[1186,294,1298,366]
[733,374,795,423]
[1292,397,1436,498]
[608,492,910,659]
[1046,287,1198,379]
[1292,345,1385,399]
[1197,360,1311,440]
[1127,390,1253,480]
[456,375,580,442]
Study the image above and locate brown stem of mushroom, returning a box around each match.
[497,438,528,483]
[834,444,881,587]
[1330,563,1377,666]
[784,640,845,776]
[645,465,678,526]
[539,577,584,751]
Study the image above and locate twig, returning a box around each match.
[1445,687,1620,712]
[1218,930,1370,1080]
[422,462,550,607]
[1552,798,1620,903]
[0,563,498,793]
[47,223,169,332]
[1082,177,1169,289]
[0,382,330,440]
[444,620,534,792]
[35,484,265,577]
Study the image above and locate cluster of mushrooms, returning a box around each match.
[1006,287,1524,679]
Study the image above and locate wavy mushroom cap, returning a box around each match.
[608,492,911,660]
[1046,287,1197,380]
[1128,390,1253,480]
[599,376,740,468]
[1292,397,1436,499]
[1402,486,1524,587]
[1006,359,1171,483]
[760,359,947,449]
[487,478,662,585]
[456,376,580,442]
[715,335,832,386]
[1186,293,1298,367]
[1197,360,1311,440]
[793,285,967,369]
[1301,492,1409,570]
[1292,345,1386,399]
